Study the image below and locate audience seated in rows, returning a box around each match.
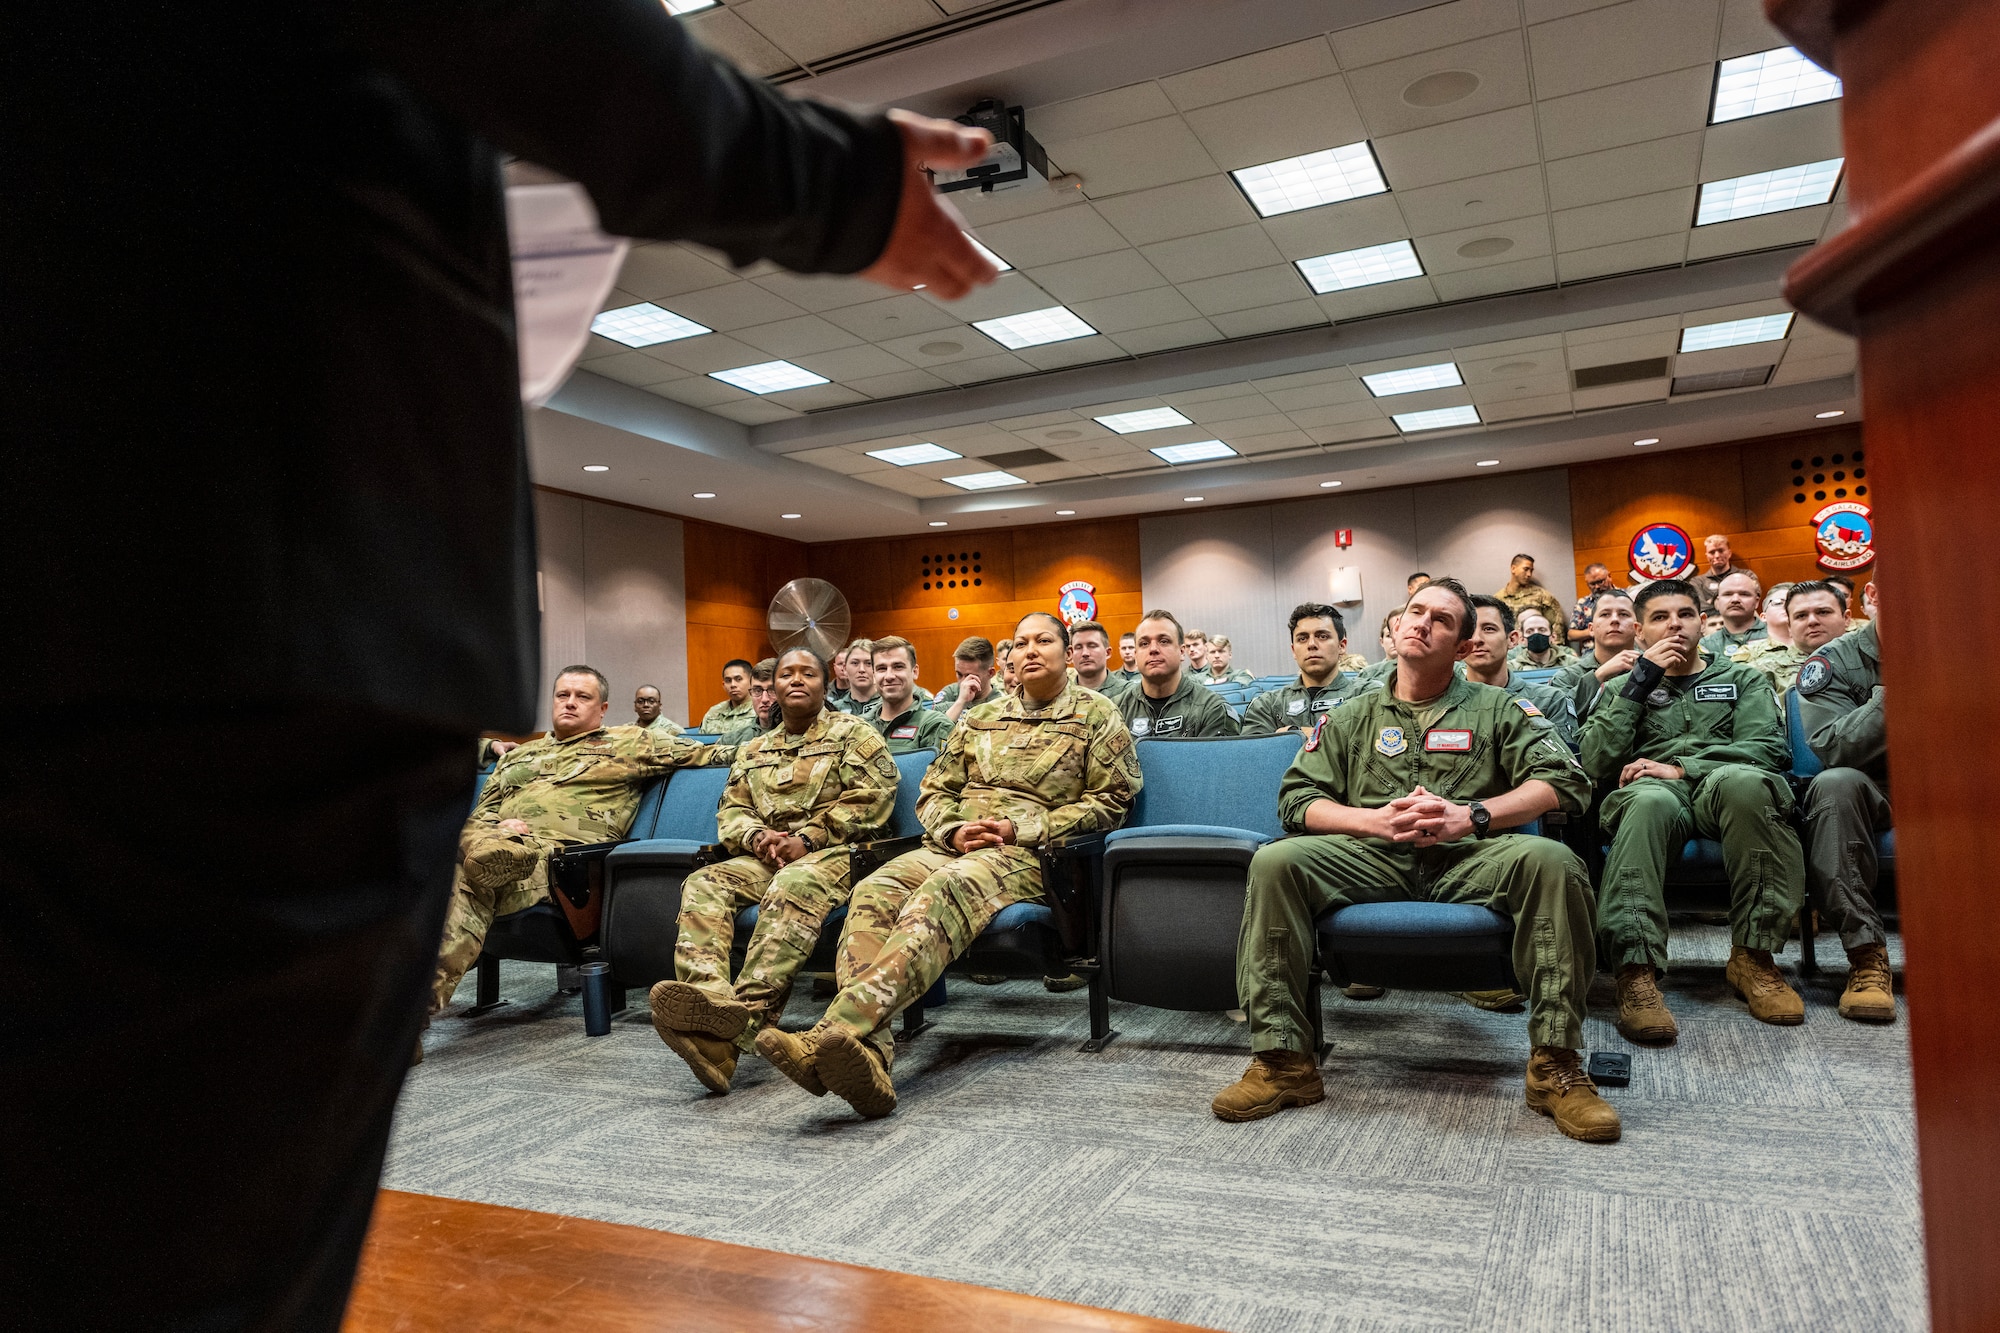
[1115,610,1239,738]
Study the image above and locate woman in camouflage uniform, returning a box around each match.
[758,612,1143,1118]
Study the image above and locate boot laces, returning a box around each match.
[1740,951,1789,996]
[1623,967,1664,1009]
[1849,949,1892,993]
[1539,1049,1594,1097]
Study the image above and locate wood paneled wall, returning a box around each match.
[805,517,1142,693]
[1568,423,1868,602]
[683,517,806,723]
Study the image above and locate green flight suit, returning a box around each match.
[1507,643,1577,671]
[870,701,954,755]
[1239,674,1368,736]
[1475,667,1578,745]
[1360,656,1398,685]
[1240,673,1596,1053]
[1206,667,1255,686]
[1700,624,1768,657]
[1115,670,1241,738]
[1796,622,1891,951]
[1579,654,1804,973]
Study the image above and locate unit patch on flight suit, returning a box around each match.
[1797,657,1832,696]
[1376,726,1407,756]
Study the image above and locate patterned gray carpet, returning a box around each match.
[387,922,1926,1333]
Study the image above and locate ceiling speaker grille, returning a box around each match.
[1571,357,1670,389]
[1672,366,1775,394]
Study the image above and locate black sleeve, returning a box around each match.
[340,0,906,273]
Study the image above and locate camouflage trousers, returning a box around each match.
[675,848,853,1052]
[819,844,1045,1069]
[429,827,562,1014]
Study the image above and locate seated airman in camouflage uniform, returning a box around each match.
[758,612,1142,1118]
[429,665,731,1021]
[649,649,900,1093]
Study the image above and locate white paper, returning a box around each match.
[506,181,629,407]
[1330,565,1365,605]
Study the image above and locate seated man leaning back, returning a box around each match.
[1214,580,1618,1143]
[757,612,1142,1118]
[648,648,901,1093]
[430,666,733,1027]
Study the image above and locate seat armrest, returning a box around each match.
[850,834,925,880]
[548,840,626,909]
[1037,830,1107,862]
[1034,831,1107,961]
[692,842,731,869]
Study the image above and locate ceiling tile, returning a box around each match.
[1311,419,1401,445]
[732,0,939,63]
[1177,391,1277,422]
[1674,342,1787,375]
[1353,382,1474,414]
[791,344,914,382]
[586,351,684,388]
[1332,0,1520,67]
[1718,0,1787,57]
[1007,417,1108,442]
[1161,37,1338,112]
[995,409,1086,429]
[731,314,865,359]
[1469,370,1573,402]
[678,243,778,279]
[1431,254,1558,300]
[931,352,1033,385]
[1177,264,1316,316]
[1682,298,1791,325]
[710,398,803,425]
[1482,392,1575,421]
[1110,319,1228,355]
[1553,231,1689,281]
[1571,378,1670,409]
[1565,314,1683,344]
[874,326,1008,366]
[1551,187,1696,250]
[1039,438,1130,462]
[1260,194,1409,260]
[647,332,768,374]
[1015,460,1099,482]
[955,181,1097,225]
[1528,0,1722,99]
[792,445,885,475]
[1232,429,1316,454]
[1285,399,1391,428]
[1453,331,1565,359]
[666,281,808,332]
[1537,65,1713,159]
[615,244,737,301]
[1209,300,1328,338]
[1182,76,1371,170]
[649,376,748,408]
[1523,0,1624,21]
[1315,275,1439,321]
[1069,286,1202,333]
[976,205,1130,268]
[1252,366,1356,391]
[846,369,952,399]
[1373,105,1540,189]
[1684,204,1830,259]
[822,294,964,341]
[1770,350,1855,384]
[1263,378,1372,412]
[1028,82,1179,142]
[1140,224,1286,283]
[1047,117,1220,197]
[1015,336,1127,371]
[864,469,959,499]
[922,272,1059,322]
[684,8,793,76]
[1412,213,1553,274]
[749,270,887,313]
[1094,175,1259,246]
[1394,165,1549,236]
[1028,250,1170,303]
[1565,330,1678,368]
[1461,351,1568,387]
[1164,382,1274,406]
[1544,133,1704,210]
[1698,100,1845,182]
[1204,411,1297,438]
[1345,31,1534,138]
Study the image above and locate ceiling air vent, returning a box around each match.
[980,447,1063,469]
[1672,366,1775,395]
[1571,357,1670,389]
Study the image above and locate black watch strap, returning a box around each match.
[1469,800,1492,839]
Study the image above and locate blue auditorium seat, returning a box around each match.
[1316,902,1518,994]
[1784,687,1896,944]
[1515,667,1561,686]
[1091,733,1302,1049]
[597,766,733,989]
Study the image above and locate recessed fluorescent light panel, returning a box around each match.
[1711,46,1841,123]
[1095,407,1192,434]
[1679,313,1795,352]
[965,235,1012,271]
[590,302,711,347]
[663,0,718,12]
[1150,439,1238,465]
[943,470,1028,491]
[708,360,829,394]
[865,442,962,466]
[1231,142,1389,218]
[1296,240,1424,294]
[1361,362,1463,396]
[973,306,1097,349]
[1696,159,1843,225]
[1393,404,1481,432]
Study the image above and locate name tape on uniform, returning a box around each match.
[1424,729,1472,752]
[891,726,918,739]
[1692,683,1737,702]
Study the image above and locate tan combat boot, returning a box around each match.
[1458,989,1527,1014]
[656,1026,738,1095]
[1727,946,1805,1025]
[1614,964,1679,1044]
[754,1025,827,1096]
[1343,984,1386,1000]
[814,1027,897,1118]
[1210,1050,1325,1122]
[650,979,751,1040]
[1525,1047,1621,1143]
[1839,943,1897,1023]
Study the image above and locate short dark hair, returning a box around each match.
[1016,610,1071,649]
[774,646,829,682]
[871,635,917,668]
[1070,620,1109,643]
[721,658,753,677]
[953,636,995,667]
[1288,602,1346,639]
[1823,573,1856,597]
[1634,578,1699,618]
[1136,608,1185,643]
[1469,593,1515,634]
[1411,578,1478,643]
[1589,589,1634,617]
[1118,629,1137,642]
[1406,571,1431,586]
[1584,562,1610,576]
[749,660,775,683]
[635,683,661,697]
[1511,552,1535,565]
[1785,580,1847,613]
[554,664,609,699]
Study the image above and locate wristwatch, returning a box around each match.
[1468,800,1492,839]
[795,829,817,853]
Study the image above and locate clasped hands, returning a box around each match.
[1372,786,1472,846]
[749,828,810,868]
[950,818,1017,853]
[1617,757,1684,787]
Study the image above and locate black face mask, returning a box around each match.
[1525,632,1552,654]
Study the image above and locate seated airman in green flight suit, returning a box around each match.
[1214,580,1618,1144]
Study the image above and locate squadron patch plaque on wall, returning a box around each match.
[1812,502,1875,571]
[1057,579,1098,624]
[1628,522,1695,581]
